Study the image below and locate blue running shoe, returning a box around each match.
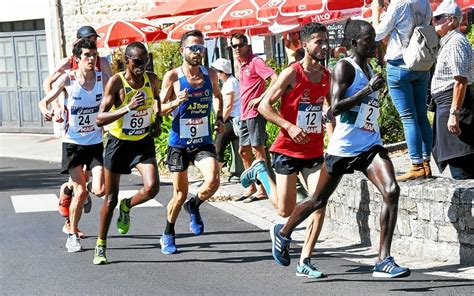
[270,224,291,266]
[296,259,323,278]
[373,256,410,278]
[183,200,204,235]
[160,233,177,255]
[241,160,267,188]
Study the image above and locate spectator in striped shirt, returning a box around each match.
[431,0,474,179]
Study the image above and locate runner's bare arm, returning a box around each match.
[160,70,179,115]
[331,60,383,116]
[38,73,68,120]
[42,58,71,93]
[99,57,112,86]
[149,72,162,137]
[258,67,296,130]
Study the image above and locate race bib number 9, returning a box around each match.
[296,103,322,134]
[180,117,209,139]
[122,109,151,136]
[354,98,379,132]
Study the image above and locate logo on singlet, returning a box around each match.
[96,94,102,101]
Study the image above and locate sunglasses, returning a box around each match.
[126,56,149,66]
[231,43,247,49]
[185,44,206,53]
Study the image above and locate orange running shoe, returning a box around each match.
[62,220,85,238]
[58,182,72,218]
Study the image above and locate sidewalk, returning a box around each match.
[1,133,471,280]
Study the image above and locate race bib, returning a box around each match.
[179,117,209,139]
[354,98,379,132]
[70,106,99,133]
[296,103,322,134]
[122,109,151,136]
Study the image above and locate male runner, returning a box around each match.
[269,20,410,278]
[93,42,162,264]
[38,39,105,252]
[159,30,224,254]
[43,26,112,232]
[244,23,332,278]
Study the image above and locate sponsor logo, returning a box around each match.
[187,102,209,111]
[72,96,82,101]
[78,125,95,132]
[185,118,204,125]
[96,94,102,101]
[186,137,204,145]
[131,109,149,117]
[304,104,322,112]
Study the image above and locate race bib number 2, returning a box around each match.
[354,98,379,132]
[180,117,209,139]
[296,103,322,134]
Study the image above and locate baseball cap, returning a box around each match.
[76,26,99,39]
[211,58,232,75]
[433,0,462,18]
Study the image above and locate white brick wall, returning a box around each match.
[59,0,156,54]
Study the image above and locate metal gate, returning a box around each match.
[0,31,50,133]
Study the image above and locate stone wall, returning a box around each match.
[59,0,156,53]
[323,173,474,265]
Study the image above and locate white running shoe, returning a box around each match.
[66,234,82,253]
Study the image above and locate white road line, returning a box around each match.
[11,191,162,213]
[11,194,58,213]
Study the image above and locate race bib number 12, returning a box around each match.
[296,103,322,134]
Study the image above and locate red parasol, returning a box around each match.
[141,0,231,19]
[95,20,167,48]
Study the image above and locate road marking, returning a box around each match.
[11,194,58,213]
[11,191,162,213]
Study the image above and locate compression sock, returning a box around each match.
[96,238,107,247]
[189,194,204,210]
[256,169,272,196]
[164,221,175,235]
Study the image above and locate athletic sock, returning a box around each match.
[64,185,73,196]
[303,257,311,265]
[164,221,175,235]
[96,238,107,247]
[189,194,203,210]
[256,170,272,196]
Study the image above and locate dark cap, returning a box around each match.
[76,26,99,39]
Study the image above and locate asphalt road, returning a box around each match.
[0,157,472,295]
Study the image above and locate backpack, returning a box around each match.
[397,3,439,71]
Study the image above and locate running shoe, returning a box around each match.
[117,199,130,234]
[183,200,204,235]
[65,234,82,253]
[270,224,291,266]
[93,245,108,265]
[373,256,410,278]
[83,194,92,214]
[240,160,266,188]
[58,182,72,218]
[62,220,85,238]
[296,259,324,278]
[160,233,177,255]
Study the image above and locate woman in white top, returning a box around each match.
[210,58,242,170]
[372,0,434,182]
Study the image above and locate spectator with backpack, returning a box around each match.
[372,0,436,182]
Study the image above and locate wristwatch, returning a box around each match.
[449,108,460,116]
